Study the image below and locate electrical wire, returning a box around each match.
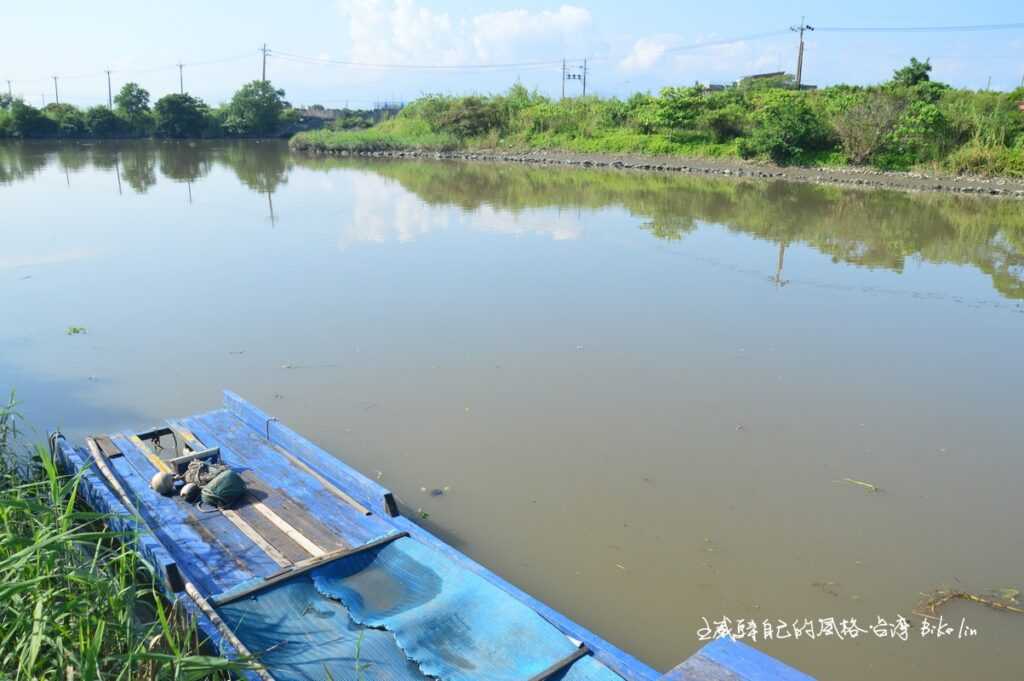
[815,22,1024,33]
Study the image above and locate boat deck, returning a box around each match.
[54,391,814,681]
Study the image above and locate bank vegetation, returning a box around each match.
[292,59,1024,177]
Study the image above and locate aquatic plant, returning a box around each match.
[0,394,244,679]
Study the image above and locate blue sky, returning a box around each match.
[3,1,1022,108]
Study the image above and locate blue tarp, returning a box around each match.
[217,574,427,681]
[312,536,623,681]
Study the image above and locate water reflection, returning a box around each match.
[2,140,1022,299]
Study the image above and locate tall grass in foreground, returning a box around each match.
[0,392,240,680]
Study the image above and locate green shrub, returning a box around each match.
[43,103,86,138]
[883,99,950,165]
[832,91,907,164]
[0,108,12,137]
[9,101,56,138]
[656,86,704,129]
[435,96,502,138]
[940,89,1023,149]
[699,103,748,142]
[84,106,121,137]
[744,91,833,163]
[942,144,1024,177]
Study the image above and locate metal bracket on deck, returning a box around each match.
[167,447,221,475]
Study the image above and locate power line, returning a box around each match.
[3,51,256,83]
[815,21,1024,33]
[270,49,565,71]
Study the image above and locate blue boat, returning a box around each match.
[53,391,815,681]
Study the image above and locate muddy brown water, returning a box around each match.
[2,140,1022,680]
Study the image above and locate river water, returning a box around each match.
[2,140,1022,680]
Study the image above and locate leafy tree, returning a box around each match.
[153,93,209,138]
[0,93,13,110]
[114,82,150,117]
[9,101,56,138]
[84,106,121,137]
[891,58,932,88]
[224,81,287,136]
[43,103,86,138]
[114,82,151,133]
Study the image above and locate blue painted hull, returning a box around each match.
[54,391,814,681]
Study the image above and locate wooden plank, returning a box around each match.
[112,434,282,586]
[229,496,312,564]
[178,413,389,548]
[54,437,184,594]
[236,470,348,552]
[222,391,397,516]
[105,434,257,595]
[246,499,326,557]
[170,421,347,555]
[220,508,292,568]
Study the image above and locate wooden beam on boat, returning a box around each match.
[213,531,409,606]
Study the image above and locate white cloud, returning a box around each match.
[619,36,671,73]
[340,172,584,247]
[336,0,591,66]
[617,32,789,82]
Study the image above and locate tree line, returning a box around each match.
[292,59,1024,176]
[0,80,295,139]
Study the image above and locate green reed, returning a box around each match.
[0,391,245,680]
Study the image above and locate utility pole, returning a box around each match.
[6,80,11,100]
[791,18,814,90]
[261,44,268,82]
[582,58,587,96]
[52,76,59,105]
[106,70,112,108]
[561,59,566,99]
[178,63,184,94]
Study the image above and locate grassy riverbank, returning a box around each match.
[0,394,239,679]
[292,61,1024,177]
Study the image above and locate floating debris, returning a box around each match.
[66,326,87,336]
[838,477,881,493]
[812,581,840,597]
[915,588,1024,617]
